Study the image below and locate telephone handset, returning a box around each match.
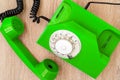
[0,16,59,80]
[37,0,120,78]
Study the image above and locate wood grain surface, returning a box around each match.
[0,0,120,80]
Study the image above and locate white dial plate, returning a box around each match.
[49,30,82,59]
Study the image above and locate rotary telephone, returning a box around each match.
[37,0,120,78]
[0,0,120,79]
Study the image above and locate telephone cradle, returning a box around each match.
[37,0,120,78]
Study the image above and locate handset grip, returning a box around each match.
[0,16,58,80]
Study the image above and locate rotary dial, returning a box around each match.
[49,30,81,59]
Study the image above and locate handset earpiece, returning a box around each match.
[0,16,59,80]
[0,16,24,39]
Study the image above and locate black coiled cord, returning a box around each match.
[0,0,23,21]
[30,0,50,24]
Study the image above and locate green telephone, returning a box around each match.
[0,16,59,80]
[37,0,120,78]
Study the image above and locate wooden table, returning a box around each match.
[0,0,120,80]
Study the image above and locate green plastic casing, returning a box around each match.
[0,16,59,80]
[37,0,120,78]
